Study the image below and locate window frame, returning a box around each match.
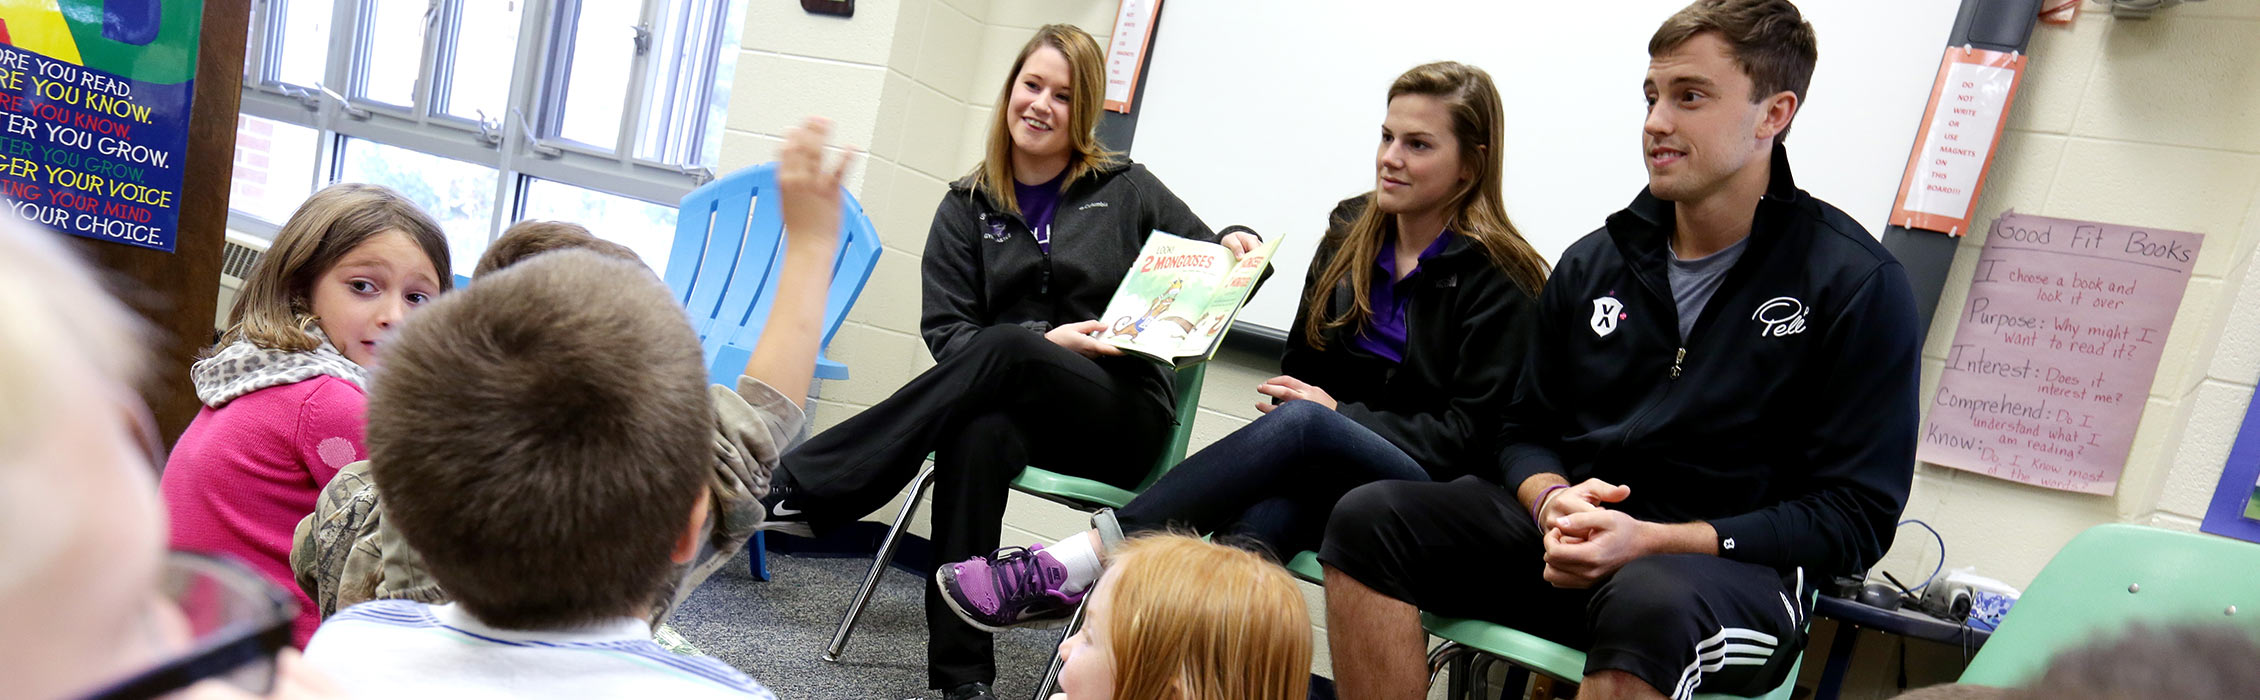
[231,0,727,245]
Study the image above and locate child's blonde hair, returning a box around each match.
[1103,534,1311,700]
[221,183,450,351]
[0,218,150,593]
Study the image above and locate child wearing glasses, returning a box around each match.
[0,220,339,698]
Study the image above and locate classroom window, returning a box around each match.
[337,138,500,271]
[231,0,743,264]
[227,115,323,226]
[352,0,432,109]
[435,0,525,123]
[519,178,681,271]
[268,0,335,90]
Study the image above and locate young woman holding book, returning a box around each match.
[936,61,1550,635]
[759,24,1255,700]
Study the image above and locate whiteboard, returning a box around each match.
[1131,0,1960,335]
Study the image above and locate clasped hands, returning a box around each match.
[1536,478,1645,589]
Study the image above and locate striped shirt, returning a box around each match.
[305,600,775,699]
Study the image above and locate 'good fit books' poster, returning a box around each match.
[0,1,203,252]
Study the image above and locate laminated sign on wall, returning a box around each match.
[1890,47,2025,237]
[1919,212,2203,494]
[1103,0,1161,113]
[0,1,203,252]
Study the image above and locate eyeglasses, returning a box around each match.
[77,553,299,700]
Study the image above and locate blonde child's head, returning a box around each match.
[222,182,450,367]
[1058,534,1311,700]
[0,218,176,698]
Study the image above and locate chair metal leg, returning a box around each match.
[1468,654,1508,700]
[1427,641,1476,689]
[1446,649,1475,700]
[823,464,936,662]
[1031,600,1087,700]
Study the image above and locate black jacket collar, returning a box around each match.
[1607,143,1802,289]
[952,158,1133,226]
[1618,142,1801,233]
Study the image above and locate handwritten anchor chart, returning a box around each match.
[0,1,204,252]
[1919,212,2203,494]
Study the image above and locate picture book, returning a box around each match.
[1093,230,1282,368]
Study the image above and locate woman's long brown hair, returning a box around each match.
[1304,61,1550,349]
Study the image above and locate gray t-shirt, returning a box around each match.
[1667,236,1750,341]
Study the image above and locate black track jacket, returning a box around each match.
[922,160,1216,414]
[1495,145,1920,578]
[1282,195,1541,476]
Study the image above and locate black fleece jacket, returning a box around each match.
[921,159,1216,414]
[1281,195,1541,476]
[1494,145,1920,578]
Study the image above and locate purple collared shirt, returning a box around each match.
[1350,230,1454,363]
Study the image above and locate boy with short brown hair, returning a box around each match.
[298,118,854,696]
[472,219,642,276]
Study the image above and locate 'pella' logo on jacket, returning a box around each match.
[1589,295,1625,337]
[1752,296,1809,337]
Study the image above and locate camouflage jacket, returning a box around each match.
[290,376,802,623]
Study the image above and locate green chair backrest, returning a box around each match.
[1956,523,2260,687]
[1134,363,1208,492]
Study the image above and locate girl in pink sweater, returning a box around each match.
[162,183,451,647]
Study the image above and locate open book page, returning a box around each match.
[1095,232,1233,360]
[1180,234,1284,361]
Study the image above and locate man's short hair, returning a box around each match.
[473,220,644,277]
[368,250,712,630]
[1649,0,1819,141]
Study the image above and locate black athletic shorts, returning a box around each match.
[1319,475,1812,699]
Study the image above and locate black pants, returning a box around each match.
[777,325,1172,689]
[1115,399,1428,559]
[1319,476,1811,699]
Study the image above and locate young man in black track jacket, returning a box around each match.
[1319,2,1921,698]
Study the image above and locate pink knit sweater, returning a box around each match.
[161,375,367,647]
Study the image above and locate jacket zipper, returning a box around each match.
[1669,347,1686,379]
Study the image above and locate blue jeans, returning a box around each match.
[1115,399,1428,558]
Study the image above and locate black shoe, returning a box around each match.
[754,473,815,537]
[937,681,996,700]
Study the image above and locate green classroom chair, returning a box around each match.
[1287,551,1806,700]
[822,364,1209,697]
[1954,523,2260,687]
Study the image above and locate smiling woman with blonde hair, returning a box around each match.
[762,23,1260,700]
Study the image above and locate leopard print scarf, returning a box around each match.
[191,328,369,408]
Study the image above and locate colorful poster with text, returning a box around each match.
[0,0,203,252]
[1919,212,2203,494]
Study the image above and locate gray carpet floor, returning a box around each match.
[667,548,1066,700]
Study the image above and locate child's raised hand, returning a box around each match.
[777,116,860,248]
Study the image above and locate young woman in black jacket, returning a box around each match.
[761,24,1255,700]
[935,61,1550,632]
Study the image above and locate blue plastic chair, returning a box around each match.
[665,162,881,580]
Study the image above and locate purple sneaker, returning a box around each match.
[936,544,1084,632]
